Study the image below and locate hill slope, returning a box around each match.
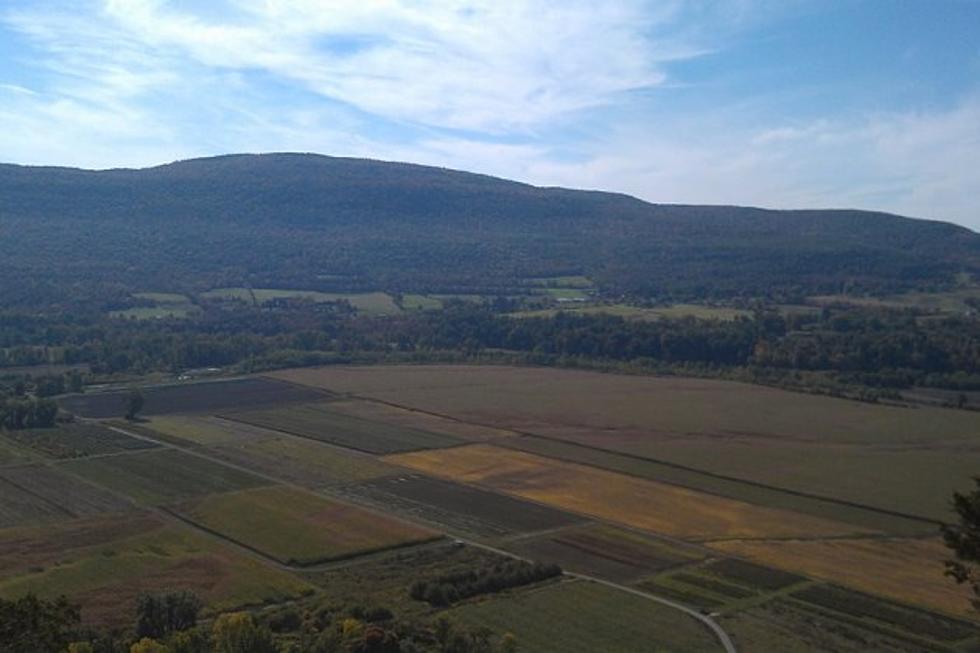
[0,152,977,307]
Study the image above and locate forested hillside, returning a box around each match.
[1,153,978,309]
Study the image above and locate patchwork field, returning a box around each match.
[60,448,268,505]
[208,435,395,488]
[174,485,438,565]
[59,377,325,418]
[202,288,401,315]
[271,365,980,521]
[505,523,703,582]
[710,537,975,618]
[121,415,284,447]
[338,473,583,538]
[224,402,462,454]
[0,513,313,626]
[451,580,724,653]
[387,444,870,540]
[1,423,157,459]
[0,476,71,527]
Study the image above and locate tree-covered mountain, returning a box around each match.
[1,152,977,308]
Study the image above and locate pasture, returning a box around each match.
[2,423,156,459]
[271,364,980,521]
[387,444,869,540]
[60,448,268,505]
[338,473,583,538]
[58,377,326,418]
[451,580,724,653]
[505,523,703,582]
[224,402,462,454]
[0,514,313,626]
[174,485,438,565]
[710,537,975,618]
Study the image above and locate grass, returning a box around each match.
[175,485,438,565]
[0,436,39,466]
[60,448,269,505]
[709,537,975,618]
[810,287,980,314]
[129,415,282,447]
[132,291,190,304]
[209,435,395,488]
[0,464,132,519]
[400,294,443,310]
[224,401,462,454]
[272,365,980,521]
[387,444,869,540]
[202,288,401,315]
[0,514,313,627]
[450,579,724,652]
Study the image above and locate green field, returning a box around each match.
[201,288,401,315]
[224,401,462,454]
[451,580,723,652]
[109,305,198,320]
[526,275,594,289]
[400,294,443,310]
[60,448,268,505]
[175,485,437,565]
[133,292,191,304]
[209,435,395,488]
[0,514,313,627]
[810,287,980,314]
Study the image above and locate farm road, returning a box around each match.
[105,422,738,652]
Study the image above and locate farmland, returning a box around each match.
[224,401,462,453]
[386,444,870,540]
[451,580,724,652]
[326,398,517,441]
[338,473,583,537]
[174,485,438,565]
[1,422,156,458]
[58,377,326,418]
[710,537,975,617]
[60,448,268,505]
[201,288,401,315]
[514,302,751,322]
[0,514,314,626]
[0,465,132,520]
[271,365,980,521]
[504,523,704,582]
[123,414,283,447]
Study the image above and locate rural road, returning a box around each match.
[107,421,738,653]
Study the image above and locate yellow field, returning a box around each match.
[386,445,870,540]
[710,537,974,618]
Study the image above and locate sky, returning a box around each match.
[0,1,978,229]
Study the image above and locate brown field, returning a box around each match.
[386,445,871,540]
[709,537,975,618]
[0,465,132,518]
[0,477,70,527]
[326,398,517,441]
[59,377,326,418]
[505,523,703,582]
[0,513,313,626]
[272,365,980,521]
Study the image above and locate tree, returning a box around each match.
[125,388,145,421]
[942,477,980,610]
[136,591,203,640]
[130,638,170,653]
[0,594,80,653]
[212,612,278,653]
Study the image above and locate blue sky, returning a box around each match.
[0,1,978,228]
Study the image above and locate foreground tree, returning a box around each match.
[125,388,145,421]
[136,591,203,640]
[0,594,80,653]
[942,477,980,610]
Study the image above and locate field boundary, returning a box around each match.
[349,395,941,527]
